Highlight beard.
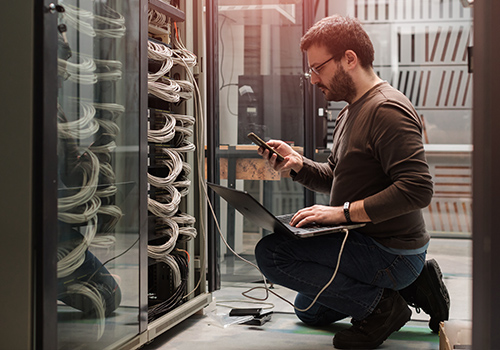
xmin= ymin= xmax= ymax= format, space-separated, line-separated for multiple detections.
xmin=317 ymin=64 xmax=357 ymax=103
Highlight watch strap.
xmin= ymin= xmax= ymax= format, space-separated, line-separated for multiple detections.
xmin=343 ymin=202 xmax=352 ymax=223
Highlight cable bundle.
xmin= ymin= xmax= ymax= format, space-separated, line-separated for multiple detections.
xmin=57 ymin=101 xmax=100 ymax=140
xmin=55 ymin=3 xmax=131 ymax=339
xmin=148 ymin=60 xmax=174 ymax=82
xmin=145 ymin=16 xmax=204 ymax=318
xmin=58 ymin=150 xmax=100 ymax=212
xmin=148 ymin=185 xmax=182 ymax=218
xmin=148 ymin=79 xmax=181 ymax=103
xmin=97 ymin=205 xmax=123 ymax=233
xmin=95 ymin=58 xmax=123 ymax=81
xmin=148 ymin=112 xmax=176 ymax=143
xmin=60 ymin=55 xmax=98 ymax=85
xmin=149 ymin=149 xmax=183 ymax=186
xmin=172 ymin=213 xmax=197 ymax=240
xmin=149 ymin=217 xmax=179 ymax=255
xmin=147 ymin=252 xmax=188 ymax=321
xmin=94 ymin=102 xmax=126 ymax=120
xmin=58 ymin=196 xmax=101 ymax=224
xmin=61 ymin=1 xmax=96 ymax=37
xmin=94 ymin=4 xmax=126 ymax=39
xmin=148 ymin=8 xmax=171 ymax=30
xmin=148 ymin=40 xmax=173 ymax=61
xmin=61 ymin=1 xmax=126 ymax=39
xmin=63 ymin=282 xmax=106 ymax=339
xmin=57 ymin=217 xmax=98 ymax=278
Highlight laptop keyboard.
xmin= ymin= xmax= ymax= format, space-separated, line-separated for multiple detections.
xmin=277 ymin=213 xmax=332 ymax=234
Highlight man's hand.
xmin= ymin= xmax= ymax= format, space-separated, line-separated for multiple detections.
xmin=257 ymin=140 xmax=303 ymax=173
xmin=290 ymin=201 xmax=371 ymax=227
xmin=290 ymin=205 xmax=344 ymax=227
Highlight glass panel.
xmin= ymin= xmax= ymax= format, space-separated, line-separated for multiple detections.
xmin=320 ymin=1 xmax=473 ymax=239
xmin=216 ymin=1 xmax=306 ymax=280
xmin=56 ymin=0 xmax=141 ymax=348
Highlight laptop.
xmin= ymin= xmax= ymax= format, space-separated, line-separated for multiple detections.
xmin=207 ymin=182 xmax=365 ymax=239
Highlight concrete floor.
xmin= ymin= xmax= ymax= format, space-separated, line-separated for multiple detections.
xmin=142 ymin=238 xmax=472 ymax=350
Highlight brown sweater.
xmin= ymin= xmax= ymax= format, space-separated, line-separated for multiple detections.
xmin=293 ymin=82 xmax=433 ymax=249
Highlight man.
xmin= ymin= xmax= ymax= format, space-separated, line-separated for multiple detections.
xmin=254 ymin=15 xmax=449 ymax=349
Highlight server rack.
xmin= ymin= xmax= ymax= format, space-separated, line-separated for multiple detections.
xmin=0 ymin=1 xmax=210 ymax=349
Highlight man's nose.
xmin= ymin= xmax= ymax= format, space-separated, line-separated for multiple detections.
xmin=310 ymin=73 xmax=320 ymax=85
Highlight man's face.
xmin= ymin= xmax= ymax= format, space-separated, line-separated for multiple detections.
xmin=307 ymin=45 xmax=357 ymax=103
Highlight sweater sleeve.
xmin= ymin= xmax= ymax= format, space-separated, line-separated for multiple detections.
xmin=363 ymin=104 xmax=434 ymax=223
xmin=291 ymin=156 xmax=335 ymax=194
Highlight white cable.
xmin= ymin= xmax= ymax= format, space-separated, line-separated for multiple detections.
xmin=148 ymin=8 xmax=170 ymax=31
xmin=148 ymin=185 xmax=181 ymax=218
xmin=175 ymin=124 xmax=194 ymax=137
xmin=182 ymin=161 xmax=192 ymax=176
xmin=58 ymin=195 xmax=101 ymax=224
xmin=94 ymin=102 xmax=125 ymax=120
xmin=94 ymin=4 xmax=126 ymax=39
xmin=148 ymin=112 xmax=176 ymax=143
xmin=96 ymin=119 xmax=120 ymax=138
xmin=60 ymin=55 xmax=98 ymax=85
xmin=158 ymin=76 xmax=193 ymax=100
xmin=90 ymin=235 xmax=117 ymax=249
xmin=64 ymin=282 xmax=106 ymax=339
xmin=149 ymin=217 xmax=179 ymax=255
xmin=99 ymin=162 xmax=116 ymax=183
xmin=95 ymin=58 xmax=123 ymax=81
xmin=61 ymin=1 xmax=96 ymax=37
xmin=148 ymin=149 xmax=183 ymax=186
xmin=58 ymin=101 xmax=100 ymax=140
xmin=172 ymin=179 xmax=191 ymax=196
xmin=174 ymin=113 xmax=195 ymax=127
xmin=170 ymin=140 xmax=196 ymax=153
xmin=147 ymin=252 xmax=182 ymax=288
xmin=96 ymin=185 xmax=117 ymax=198
xmin=97 ymin=205 xmax=123 ymax=233
xmin=148 ymin=80 xmax=181 ymax=103
xmin=172 ymin=213 xmax=197 ymax=240
xmin=89 ymin=140 xmax=117 ymax=154
xmin=57 ymin=216 xmax=98 ymax=278
xmin=148 ymin=40 xmax=173 ymax=61
xmin=58 ymin=150 xmax=100 ymax=212
xmin=148 ymin=59 xmax=174 ymax=82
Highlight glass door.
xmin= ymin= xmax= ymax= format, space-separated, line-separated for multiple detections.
xmin=210 ymin=0 xmax=308 ymax=282
xmin=55 ymin=0 xmax=143 ymax=348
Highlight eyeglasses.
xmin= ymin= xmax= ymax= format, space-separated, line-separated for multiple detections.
xmin=305 ymin=56 xmax=336 ymax=79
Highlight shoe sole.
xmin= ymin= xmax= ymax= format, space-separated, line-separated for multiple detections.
xmin=420 ymin=259 xmax=450 ymax=332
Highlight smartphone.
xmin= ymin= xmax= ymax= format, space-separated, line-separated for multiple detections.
xmin=247 ymin=132 xmax=285 ymax=162
xmin=229 ymin=308 xmax=262 ymax=317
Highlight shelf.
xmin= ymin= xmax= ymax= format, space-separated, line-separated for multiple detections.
xmin=148 ymin=0 xmax=186 ymax=22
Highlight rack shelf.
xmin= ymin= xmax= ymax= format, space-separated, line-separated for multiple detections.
xmin=148 ymin=0 xmax=186 ymax=22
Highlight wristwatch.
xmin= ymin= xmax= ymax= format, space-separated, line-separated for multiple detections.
xmin=343 ymin=202 xmax=352 ymax=224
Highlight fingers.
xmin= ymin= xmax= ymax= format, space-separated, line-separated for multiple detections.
xmin=259 ymin=148 xmax=286 ymax=169
xmin=290 ymin=207 xmax=316 ymax=228
xmin=289 ymin=205 xmax=342 ymax=227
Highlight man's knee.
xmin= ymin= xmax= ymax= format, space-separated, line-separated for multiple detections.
xmin=254 ymin=234 xmax=276 ymax=268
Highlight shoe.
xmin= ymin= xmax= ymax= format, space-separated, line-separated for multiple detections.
xmin=399 ymin=259 xmax=450 ymax=333
xmin=333 ymin=289 xmax=411 ymax=349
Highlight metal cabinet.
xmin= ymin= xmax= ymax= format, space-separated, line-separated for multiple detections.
xmin=0 ymin=1 xmax=210 ymax=349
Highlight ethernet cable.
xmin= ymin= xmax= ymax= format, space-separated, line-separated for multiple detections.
xmin=148 ymin=112 xmax=176 ymax=143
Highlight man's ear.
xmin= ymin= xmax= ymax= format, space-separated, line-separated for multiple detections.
xmin=344 ymin=50 xmax=357 ymax=68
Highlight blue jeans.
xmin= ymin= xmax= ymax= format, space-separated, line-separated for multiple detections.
xmin=254 ymin=230 xmax=426 ymax=325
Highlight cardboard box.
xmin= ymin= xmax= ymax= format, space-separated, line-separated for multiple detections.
xmin=439 ymin=320 xmax=472 ymax=350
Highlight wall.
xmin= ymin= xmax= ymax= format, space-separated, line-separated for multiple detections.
xmin=0 ymin=1 xmax=35 ymax=349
